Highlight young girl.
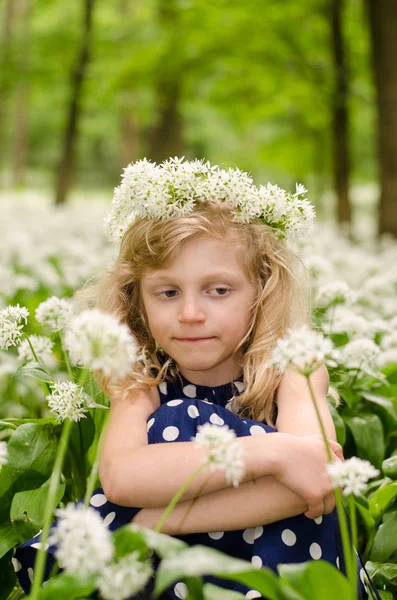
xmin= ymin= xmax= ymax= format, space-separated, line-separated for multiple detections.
xmin=15 ymin=158 xmax=370 ymax=599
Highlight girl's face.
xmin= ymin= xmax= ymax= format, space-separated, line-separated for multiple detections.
xmin=140 ymin=232 xmax=256 ymax=387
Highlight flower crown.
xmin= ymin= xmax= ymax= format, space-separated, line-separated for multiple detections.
xmin=104 ymin=156 xmax=315 ymax=244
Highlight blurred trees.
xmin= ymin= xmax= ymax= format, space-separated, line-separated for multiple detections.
xmin=0 ymin=0 xmax=395 ymax=236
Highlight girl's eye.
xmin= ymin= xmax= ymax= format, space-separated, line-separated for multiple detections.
xmin=158 ymin=290 xmax=178 ymax=298
xmin=210 ymin=287 xmax=230 ymax=296
xmin=157 ymin=287 xmax=230 ymax=299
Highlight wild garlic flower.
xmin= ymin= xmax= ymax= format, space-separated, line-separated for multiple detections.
xmin=194 ymin=423 xmax=244 ymax=487
xmin=46 ymin=381 xmax=88 ymax=422
xmin=17 ymin=335 xmax=54 ymax=364
xmin=315 ymin=281 xmax=354 ymax=308
xmin=0 ymin=441 xmax=8 ymax=468
xmin=97 ymin=552 xmax=153 ymax=600
xmin=326 ymin=457 xmax=380 ymax=496
xmin=48 ymin=503 xmax=114 ymax=577
xmin=0 ymin=304 xmax=29 ymax=350
xmin=35 ymin=296 xmax=73 ymax=332
xmin=104 ymin=157 xmax=315 ymax=244
xmin=336 ymin=338 xmax=381 ymax=372
xmin=64 ymin=309 xmax=138 ymax=381
xmin=322 ymin=306 xmax=369 ymax=338
xmin=268 ymin=325 xmax=336 ymax=376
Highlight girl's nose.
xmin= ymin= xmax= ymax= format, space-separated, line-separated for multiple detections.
xmin=178 ymin=299 xmax=205 ymax=323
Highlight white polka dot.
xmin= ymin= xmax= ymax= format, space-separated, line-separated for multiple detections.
xmin=187 ymin=405 xmax=199 ymax=418
xmin=250 ymin=425 xmax=267 ymax=435
xmin=309 ymin=542 xmax=322 ymax=559
xmin=159 ymin=382 xmax=168 ymax=395
xmin=90 ymin=493 xmax=107 ymax=507
xmin=209 ymin=413 xmax=225 ymax=426
xmin=234 ymin=381 xmax=245 ymax=393
xmin=314 ymin=515 xmax=323 ymax=525
xmin=31 ymin=542 xmax=49 ymax=551
xmin=183 ymin=384 xmax=197 ymax=398
xmin=103 ymin=512 xmax=116 ymax=527
xmin=162 ymin=426 xmax=179 ymax=441
xmin=208 ymin=531 xmax=224 ymax=540
xmin=242 ymin=527 xmax=263 ymax=544
xmin=167 ymin=399 xmax=183 ymax=407
xmin=245 ymin=591 xmax=261 ymax=599
xmin=281 ymin=529 xmax=297 ymax=546
xmin=336 ymin=556 xmax=340 ymax=569
xmin=147 ymin=418 xmax=155 ymax=432
xmin=28 ymin=567 xmax=34 ymax=583
xmin=174 ymin=581 xmax=188 ymax=599
xmin=251 ymin=555 xmax=262 ymax=569
xmin=12 ymin=558 xmax=21 ymax=572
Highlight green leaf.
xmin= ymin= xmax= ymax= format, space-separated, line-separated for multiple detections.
xmin=0 ymin=550 xmax=16 ymax=600
xmin=371 ymin=511 xmax=397 ymax=562
xmin=129 ymin=524 xmax=188 ymax=559
xmin=369 ymin=482 xmax=397 ymax=523
xmin=381 ymin=363 xmax=397 ymax=384
xmin=0 ymin=423 xmax=60 ymax=524
xmin=378 ymin=591 xmax=393 ymax=600
xmin=360 ymin=392 xmax=397 ymax=433
xmin=33 ymin=572 xmax=97 ymax=600
xmin=0 ymin=523 xmax=19 ymax=560
xmin=365 ymin=561 xmax=397 ymax=591
xmin=278 ymin=560 xmax=351 ymax=598
xmin=16 ymin=361 xmax=54 ymax=383
xmin=345 ymin=414 xmax=385 ymax=469
xmin=382 ymin=456 xmax=397 ymax=480
xmin=329 ymin=404 xmax=346 ymax=445
xmin=112 ymin=527 xmax=150 ymax=560
xmin=203 ymin=583 xmax=246 ymax=599
xmin=10 ymin=482 xmax=65 ymax=544
xmin=154 ymin=545 xmax=282 ymax=599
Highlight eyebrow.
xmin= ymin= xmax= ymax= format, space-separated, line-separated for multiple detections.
xmin=144 ymin=271 xmax=239 ymax=283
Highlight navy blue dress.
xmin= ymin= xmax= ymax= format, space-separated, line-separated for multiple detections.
xmin=14 ymin=372 xmax=370 ymax=599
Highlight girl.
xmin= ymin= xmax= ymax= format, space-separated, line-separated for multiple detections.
xmin=15 ymin=158 xmax=370 ymax=599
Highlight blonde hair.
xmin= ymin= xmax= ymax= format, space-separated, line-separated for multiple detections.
xmin=79 ymin=201 xmax=309 ymax=427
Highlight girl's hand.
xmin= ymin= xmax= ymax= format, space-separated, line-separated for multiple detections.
xmin=273 ymin=433 xmax=343 ymax=519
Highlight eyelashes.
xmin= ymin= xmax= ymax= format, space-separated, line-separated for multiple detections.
xmin=156 ymin=287 xmax=231 ymax=299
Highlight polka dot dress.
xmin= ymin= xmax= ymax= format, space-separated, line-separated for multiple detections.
xmin=14 ymin=373 xmax=370 ymax=599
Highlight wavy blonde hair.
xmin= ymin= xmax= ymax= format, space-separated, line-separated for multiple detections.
xmin=79 ymin=201 xmax=310 ymax=427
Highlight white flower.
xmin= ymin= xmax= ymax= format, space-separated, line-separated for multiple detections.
xmin=315 ymin=281 xmax=354 ymax=308
xmin=35 ymin=296 xmax=73 ymax=332
xmin=337 ymin=338 xmax=380 ymax=371
xmin=0 ymin=441 xmax=8 ymax=468
xmin=64 ymin=309 xmax=138 ymax=381
xmin=326 ymin=457 xmax=380 ymax=496
xmin=17 ymin=335 xmax=54 ymax=364
xmin=194 ymin=423 xmax=244 ymax=487
xmin=381 ymin=331 xmax=397 ymax=350
xmin=268 ymin=325 xmax=336 ymax=375
xmin=104 ymin=158 xmax=315 ymax=244
xmin=97 ymin=552 xmax=153 ymax=600
xmin=46 ymin=381 xmax=88 ymax=422
xmin=376 ymin=348 xmax=397 ymax=369
xmin=48 ymin=503 xmax=114 ymax=577
xmin=322 ymin=306 xmax=369 ymax=338
xmin=0 ymin=304 xmax=29 ymax=350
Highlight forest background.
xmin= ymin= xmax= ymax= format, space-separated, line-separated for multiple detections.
xmin=0 ymin=0 xmax=396 ymax=240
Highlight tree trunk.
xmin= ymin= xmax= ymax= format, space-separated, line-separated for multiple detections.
xmin=12 ymin=0 xmax=31 ymax=186
xmin=330 ymin=0 xmax=351 ymax=228
xmin=0 ymin=0 xmax=15 ymax=179
xmin=54 ymin=0 xmax=95 ymax=205
xmin=366 ymin=0 xmax=397 ymax=238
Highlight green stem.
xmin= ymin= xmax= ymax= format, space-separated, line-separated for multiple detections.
xmin=349 ymin=494 xmax=358 ymax=600
xmin=84 ymin=458 xmax=99 ymax=507
xmin=306 ymin=374 xmax=354 ymax=597
xmin=154 ymin=465 xmax=205 ymax=533
xmin=23 ymin=334 xmax=52 ymax=396
xmin=30 ymin=418 xmax=73 ymax=599
xmin=58 ymin=332 xmax=74 ymax=380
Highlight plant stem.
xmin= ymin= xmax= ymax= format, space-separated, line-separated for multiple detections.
xmin=30 ymin=418 xmax=73 ymax=599
xmin=154 ymin=465 xmax=205 ymax=533
xmin=58 ymin=332 xmax=74 ymax=380
xmin=349 ymin=494 xmax=358 ymax=600
xmin=23 ymin=334 xmax=52 ymax=396
xmin=306 ymin=374 xmax=355 ymax=597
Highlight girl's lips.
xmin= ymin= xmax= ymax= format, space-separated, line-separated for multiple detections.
xmin=175 ymin=337 xmax=215 ymax=342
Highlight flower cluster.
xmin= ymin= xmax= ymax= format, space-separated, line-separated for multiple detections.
xmin=194 ymin=423 xmax=245 ymax=487
xmin=268 ymin=324 xmax=336 ymax=376
xmin=97 ymin=552 xmax=153 ymax=600
xmin=0 ymin=304 xmax=29 ymax=350
xmin=46 ymin=381 xmax=88 ymax=422
xmin=17 ymin=334 xmax=54 ymax=365
xmin=326 ymin=457 xmax=380 ymax=496
xmin=48 ymin=503 xmax=114 ymax=577
xmin=64 ymin=309 xmax=138 ymax=381
xmin=104 ymin=157 xmax=315 ymax=244
xmin=35 ymin=296 xmax=73 ymax=332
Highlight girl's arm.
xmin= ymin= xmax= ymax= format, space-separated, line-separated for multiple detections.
xmin=132 ymin=474 xmax=307 ymax=534
xmin=99 ymin=388 xmax=340 ymax=518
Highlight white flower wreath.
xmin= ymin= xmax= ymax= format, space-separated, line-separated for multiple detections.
xmin=104 ymin=156 xmax=315 ymax=244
